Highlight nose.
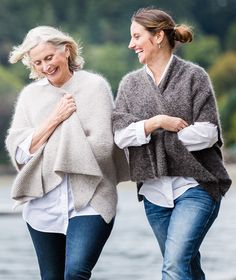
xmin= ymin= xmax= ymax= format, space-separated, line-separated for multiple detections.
xmin=128 ymin=38 xmax=135 ymax=49
xmin=42 ymin=61 xmax=51 ymax=72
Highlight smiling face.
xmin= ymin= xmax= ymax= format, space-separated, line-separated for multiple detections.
xmin=29 ymin=42 xmax=72 ymax=87
xmin=129 ymin=21 xmax=159 ymax=65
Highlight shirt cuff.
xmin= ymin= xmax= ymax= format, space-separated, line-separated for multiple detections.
xmin=177 ymin=122 xmax=218 ymax=151
xmin=16 ymin=132 xmax=35 ymax=164
xmin=135 ymin=120 xmax=151 ymax=145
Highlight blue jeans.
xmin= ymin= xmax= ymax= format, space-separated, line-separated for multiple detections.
xmin=143 ymin=185 xmax=221 ymax=280
xmin=27 ymin=215 xmax=114 ymax=280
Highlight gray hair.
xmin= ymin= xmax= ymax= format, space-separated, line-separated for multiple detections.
xmin=9 ymin=26 xmax=84 ymax=80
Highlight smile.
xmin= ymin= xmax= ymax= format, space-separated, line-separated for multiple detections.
xmin=135 ymin=49 xmax=143 ymax=54
xmin=45 ymin=67 xmax=58 ymax=75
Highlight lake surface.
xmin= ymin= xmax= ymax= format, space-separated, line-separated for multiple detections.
xmin=1 ymin=174 xmax=236 ymax=280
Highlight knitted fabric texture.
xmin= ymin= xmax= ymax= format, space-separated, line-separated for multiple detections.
xmin=6 ymin=70 xmax=129 ymax=223
xmin=112 ymin=55 xmax=231 ymax=200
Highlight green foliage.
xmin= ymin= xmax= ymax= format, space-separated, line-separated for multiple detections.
xmin=0 ymin=66 xmax=23 ymax=163
xmin=0 ymin=0 xmax=235 ymax=65
xmin=84 ymin=43 xmax=139 ymax=94
xmin=180 ymin=35 xmax=220 ymax=69
xmin=209 ymin=52 xmax=236 ymax=96
xmin=190 ymin=0 xmax=236 ymax=40
xmin=7 ymin=63 xmax=30 ymax=85
xmin=225 ymin=22 xmax=236 ymax=51
xmin=221 ymin=91 xmax=236 ymax=146
xmin=209 ymin=52 xmax=236 ymax=147
xmin=0 ymin=66 xmax=22 ymax=97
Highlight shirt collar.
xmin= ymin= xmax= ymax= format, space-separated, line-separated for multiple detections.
xmin=145 ymin=54 xmax=173 ymax=85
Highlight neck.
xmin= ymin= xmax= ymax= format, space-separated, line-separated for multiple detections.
xmin=51 ymin=71 xmax=73 ymax=88
xmin=147 ymin=50 xmax=172 ymax=84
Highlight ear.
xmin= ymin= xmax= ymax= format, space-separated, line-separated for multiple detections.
xmin=64 ymin=44 xmax=70 ymax=58
xmin=155 ymin=30 xmax=165 ymax=44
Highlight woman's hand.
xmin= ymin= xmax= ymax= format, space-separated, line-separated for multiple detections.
xmin=50 ymin=93 xmax=77 ymax=125
xmin=29 ymin=93 xmax=76 ymax=154
xmin=144 ymin=114 xmax=188 ymax=135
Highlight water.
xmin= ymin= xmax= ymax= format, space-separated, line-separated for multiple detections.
xmin=1 ymin=176 xmax=236 ymax=280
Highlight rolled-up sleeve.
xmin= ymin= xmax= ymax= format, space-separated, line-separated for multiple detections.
xmin=16 ymin=132 xmax=35 ymax=164
xmin=114 ymin=120 xmax=151 ymax=149
xmin=177 ymin=122 xmax=218 ymax=151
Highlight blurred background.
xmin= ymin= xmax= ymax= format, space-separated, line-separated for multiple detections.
xmin=1 ymin=0 xmax=236 ymax=168
xmin=0 ymin=0 xmax=236 ymax=279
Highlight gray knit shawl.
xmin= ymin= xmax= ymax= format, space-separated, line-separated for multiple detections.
xmin=6 ymin=70 xmax=129 ymax=223
xmin=112 ymin=55 xmax=231 ymax=200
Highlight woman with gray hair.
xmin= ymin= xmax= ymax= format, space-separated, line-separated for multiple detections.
xmin=6 ymin=26 xmax=128 ymax=280
xmin=112 ymin=7 xmax=231 ymax=280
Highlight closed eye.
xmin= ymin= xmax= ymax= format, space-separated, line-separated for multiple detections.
xmin=45 ymin=55 xmax=53 ymax=61
xmin=34 ymin=60 xmax=41 ymax=66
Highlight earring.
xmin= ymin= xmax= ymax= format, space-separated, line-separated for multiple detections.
xmin=158 ymin=43 xmax=161 ymax=49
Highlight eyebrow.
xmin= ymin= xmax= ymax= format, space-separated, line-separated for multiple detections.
xmin=33 ymin=54 xmax=53 ymax=64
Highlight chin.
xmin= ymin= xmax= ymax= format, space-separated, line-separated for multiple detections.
xmin=138 ymin=58 xmax=145 ymax=65
xmin=48 ymin=73 xmax=60 ymax=84
xmin=137 ymin=54 xmax=145 ymax=64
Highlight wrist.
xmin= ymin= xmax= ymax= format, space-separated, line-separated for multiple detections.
xmin=144 ymin=116 xmax=161 ymax=135
xmin=154 ymin=115 xmax=162 ymax=129
xmin=47 ymin=116 xmax=60 ymax=129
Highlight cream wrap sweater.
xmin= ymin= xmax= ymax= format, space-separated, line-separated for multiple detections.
xmin=6 ymin=70 xmax=129 ymax=223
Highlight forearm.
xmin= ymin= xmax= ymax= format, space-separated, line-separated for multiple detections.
xmin=30 ymin=118 xmax=59 ymax=154
xmin=144 ymin=116 xmax=161 ymax=135
xmin=144 ymin=114 xmax=188 ymax=135
xmin=30 ymin=93 xmax=76 ymax=154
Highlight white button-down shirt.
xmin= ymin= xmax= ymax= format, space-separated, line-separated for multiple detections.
xmin=114 ymin=55 xmax=218 ymax=207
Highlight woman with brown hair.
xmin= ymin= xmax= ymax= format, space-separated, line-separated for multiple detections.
xmin=112 ymin=7 xmax=231 ymax=280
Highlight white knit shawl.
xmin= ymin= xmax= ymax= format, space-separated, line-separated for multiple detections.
xmin=6 ymin=70 xmax=129 ymax=223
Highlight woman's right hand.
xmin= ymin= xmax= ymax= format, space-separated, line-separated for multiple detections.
xmin=144 ymin=114 xmax=188 ymax=135
xmin=29 ymin=94 xmax=76 ymax=154
xmin=50 ymin=93 xmax=77 ymax=125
